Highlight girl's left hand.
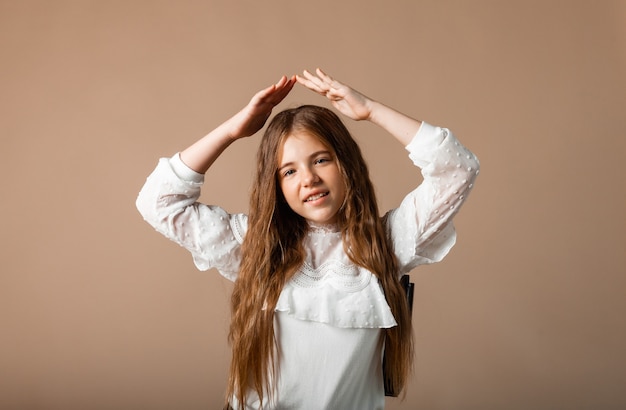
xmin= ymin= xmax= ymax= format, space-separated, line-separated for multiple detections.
xmin=296 ymin=68 xmax=373 ymax=121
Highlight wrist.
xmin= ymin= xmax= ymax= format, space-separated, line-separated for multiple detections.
xmin=366 ymin=100 xmax=384 ymax=124
xmin=222 ymin=114 xmax=247 ymax=141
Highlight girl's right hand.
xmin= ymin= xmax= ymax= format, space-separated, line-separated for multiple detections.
xmin=227 ymin=75 xmax=297 ymax=139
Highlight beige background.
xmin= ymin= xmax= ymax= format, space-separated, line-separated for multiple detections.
xmin=1 ymin=1 xmax=625 ymax=409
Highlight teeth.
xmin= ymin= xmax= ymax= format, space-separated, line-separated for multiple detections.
xmin=305 ymin=192 xmax=327 ymax=202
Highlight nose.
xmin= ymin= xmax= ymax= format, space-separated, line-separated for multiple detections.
xmin=302 ymin=167 xmax=320 ymax=186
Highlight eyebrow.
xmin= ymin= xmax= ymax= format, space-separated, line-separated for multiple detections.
xmin=277 ymin=150 xmax=332 ymax=173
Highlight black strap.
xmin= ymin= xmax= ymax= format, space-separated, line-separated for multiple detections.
xmin=383 ymin=274 xmax=414 ymax=397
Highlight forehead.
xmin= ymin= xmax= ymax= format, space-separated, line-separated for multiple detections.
xmin=278 ymin=130 xmax=332 ymax=163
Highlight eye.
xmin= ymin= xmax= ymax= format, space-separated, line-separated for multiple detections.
xmin=283 ymin=169 xmax=296 ymax=177
xmin=314 ymin=157 xmax=331 ymax=165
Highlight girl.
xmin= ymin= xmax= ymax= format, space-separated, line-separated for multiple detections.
xmin=136 ymin=69 xmax=479 ymax=409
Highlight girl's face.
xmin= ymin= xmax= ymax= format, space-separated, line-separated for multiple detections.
xmin=277 ymin=131 xmax=346 ymax=225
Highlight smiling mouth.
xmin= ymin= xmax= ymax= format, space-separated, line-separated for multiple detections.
xmin=305 ymin=192 xmax=329 ymax=202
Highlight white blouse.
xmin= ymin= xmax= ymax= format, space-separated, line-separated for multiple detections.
xmin=136 ymin=122 xmax=479 ymax=409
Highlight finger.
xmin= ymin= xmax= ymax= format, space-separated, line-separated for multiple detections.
xmin=302 ymin=69 xmax=329 ymax=91
xmin=295 ymin=73 xmax=317 ymax=88
xmin=260 ymin=75 xmax=295 ymax=106
xmin=296 ymin=74 xmax=323 ymax=92
xmin=275 ymin=75 xmax=288 ymax=88
xmin=301 ymin=69 xmax=320 ymax=82
xmin=251 ymin=84 xmax=277 ymax=104
xmin=316 ymin=68 xmax=343 ymax=91
xmin=298 ymin=72 xmax=332 ymax=97
xmin=296 ymin=77 xmax=326 ymax=96
xmin=271 ymin=76 xmax=296 ymax=102
xmin=256 ymin=75 xmax=289 ymax=97
xmin=315 ymin=68 xmax=333 ymax=83
xmin=298 ymin=70 xmax=319 ymax=87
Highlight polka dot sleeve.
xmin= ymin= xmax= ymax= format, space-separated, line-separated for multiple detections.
xmin=136 ymin=153 xmax=246 ymax=281
xmin=383 ymin=122 xmax=480 ymax=274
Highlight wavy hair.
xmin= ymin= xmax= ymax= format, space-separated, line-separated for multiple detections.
xmin=226 ymin=105 xmax=413 ymax=406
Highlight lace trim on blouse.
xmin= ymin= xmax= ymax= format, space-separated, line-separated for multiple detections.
xmin=292 ymin=259 xmax=370 ymax=291
xmin=229 ymin=213 xmax=247 ymax=244
xmin=307 ymin=221 xmax=340 ymax=234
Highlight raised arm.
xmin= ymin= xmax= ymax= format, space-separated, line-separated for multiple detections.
xmin=181 ymin=75 xmax=297 ymax=173
xmin=298 ymin=68 xmax=480 ymax=273
xmin=296 ymin=68 xmax=420 ymax=146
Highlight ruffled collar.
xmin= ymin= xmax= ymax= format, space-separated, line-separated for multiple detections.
xmin=307 ymin=221 xmax=341 ymax=234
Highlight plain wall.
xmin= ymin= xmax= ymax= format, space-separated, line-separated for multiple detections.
xmin=1 ymin=1 xmax=625 ymax=409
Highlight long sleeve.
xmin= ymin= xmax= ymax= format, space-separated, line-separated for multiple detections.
xmin=135 ymin=153 xmax=247 ymax=281
xmin=383 ymin=122 xmax=480 ymax=274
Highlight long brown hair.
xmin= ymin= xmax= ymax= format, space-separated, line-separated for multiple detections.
xmin=226 ymin=105 xmax=413 ymax=406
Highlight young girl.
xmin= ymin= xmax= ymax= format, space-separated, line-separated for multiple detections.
xmin=136 ymin=69 xmax=479 ymax=409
